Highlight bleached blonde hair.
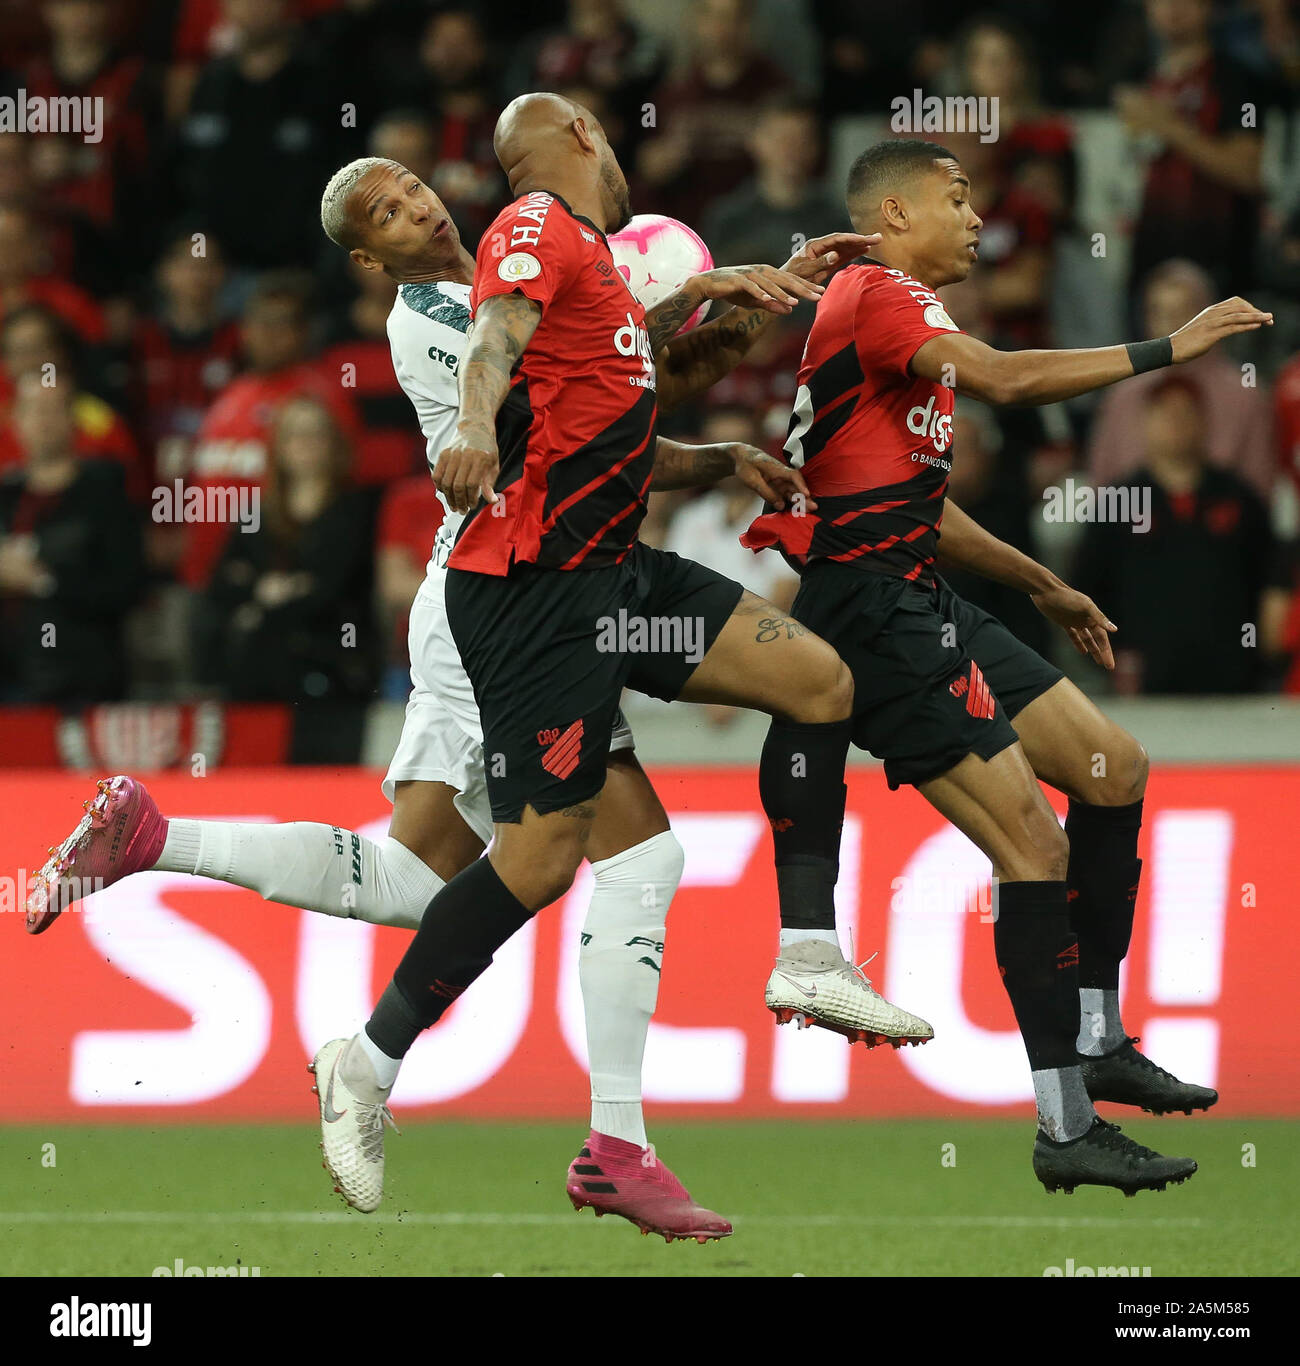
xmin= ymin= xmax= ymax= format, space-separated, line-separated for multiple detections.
xmin=319 ymin=157 xmax=400 ymax=249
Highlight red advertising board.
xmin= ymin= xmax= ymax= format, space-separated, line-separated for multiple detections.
xmin=0 ymin=766 xmax=1293 ymax=1120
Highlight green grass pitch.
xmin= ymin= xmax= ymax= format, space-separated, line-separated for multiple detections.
xmin=1 ymin=1119 xmax=1295 ymax=1277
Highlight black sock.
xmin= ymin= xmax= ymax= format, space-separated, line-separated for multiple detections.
xmin=993 ymin=880 xmax=1079 ymax=1071
xmin=366 ymin=857 xmax=533 ymax=1058
xmin=1065 ymin=798 xmax=1143 ymax=991
xmin=758 ymin=716 xmax=851 ymax=932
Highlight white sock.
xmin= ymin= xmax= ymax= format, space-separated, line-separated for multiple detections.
xmin=1032 ymin=1065 xmax=1096 ymax=1143
xmin=779 ymin=928 xmax=841 ymax=951
xmin=580 ymin=829 xmax=684 ymax=1148
xmin=349 ymin=1029 xmax=401 ymax=1093
xmin=153 ymin=820 xmax=441 ymax=930
xmin=1077 ymin=986 xmax=1125 ymax=1056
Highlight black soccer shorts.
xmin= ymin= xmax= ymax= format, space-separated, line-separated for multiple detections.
xmin=790 ymin=560 xmax=1063 ymax=789
xmin=445 ymin=542 xmax=744 ymax=823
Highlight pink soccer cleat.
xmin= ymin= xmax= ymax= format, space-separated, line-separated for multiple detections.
xmin=566 ymin=1131 xmax=732 ymax=1244
xmin=24 ymin=775 xmax=168 ymax=935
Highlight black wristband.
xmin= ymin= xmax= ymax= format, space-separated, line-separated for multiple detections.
xmin=1125 ymin=336 xmax=1174 ymax=375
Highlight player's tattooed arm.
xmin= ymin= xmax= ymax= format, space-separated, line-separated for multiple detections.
xmin=654 ymin=233 xmax=879 ymax=411
xmin=435 ymin=292 xmax=542 ymax=513
xmin=643 ymin=261 xmax=828 ymax=355
xmin=939 ymin=499 xmax=1117 ymax=669
xmin=650 ymin=437 xmax=813 ymax=510
xmin=455 ymin=292 xmax=542 ymax=432
xmin=654 ymin=308 xmax=770 ymax=411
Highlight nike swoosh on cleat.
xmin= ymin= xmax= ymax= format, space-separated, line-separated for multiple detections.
xmin=322 ymin=1057 xmax=348 ymax=1123
xmin=774 ymin=972 xmax=817 ymax=999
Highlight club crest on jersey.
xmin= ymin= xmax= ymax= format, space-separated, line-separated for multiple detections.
xmin=498 ymin=252 xmax=541 ymax=283
xmin=906 ymin=393 xmax=953 ymax=452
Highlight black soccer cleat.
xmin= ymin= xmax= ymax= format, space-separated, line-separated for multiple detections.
xmin=1081 ymin=1036 xmax=1218 ymax=1115
xmin=1033 ymin=1117 xmax=1197 ymax=1197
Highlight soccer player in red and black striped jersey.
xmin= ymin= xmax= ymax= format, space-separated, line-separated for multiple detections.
xmin=744 ymin=139 xmax=1271 ymax=1195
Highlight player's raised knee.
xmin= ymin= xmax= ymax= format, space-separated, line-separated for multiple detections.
xmin=788 ymin=649 xmax=854 ymax=724
xmin=1092 ymin=731 xmax=1149 ymax=806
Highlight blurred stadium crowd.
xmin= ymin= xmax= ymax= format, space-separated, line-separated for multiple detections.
xmin=2 ymin=0 xmax=1300 ymax=712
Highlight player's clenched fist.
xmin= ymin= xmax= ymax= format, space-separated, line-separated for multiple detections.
xmin=435 ymin=421 xmax=499 ymax=513
xmin=1170 ymin=296 xmax=1273 ymax=363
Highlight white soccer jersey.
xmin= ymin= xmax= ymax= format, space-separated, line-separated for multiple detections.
xmin=381 ymin=275 xmax=634 ymax=829
xmin=386 ymin=279 xmax=471 ymax=568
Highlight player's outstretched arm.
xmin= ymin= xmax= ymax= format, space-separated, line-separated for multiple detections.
xmin=435 ymin=292 xmax=542 ymax=513
xmin=655 ymin=233 xmax=880 ymax=411
xmin=938 ymin=499 xmax=1117 ymax=669
xmin=643 ymin=263 xmax=826 ymax=354
xmin=913 ymin=297 xmax=1273 ymax=407
xmin=649 ymin=437 xmax=813 ymax=509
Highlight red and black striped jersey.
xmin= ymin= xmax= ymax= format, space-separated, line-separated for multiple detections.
xmin=742 ymin=260 xmax=964 ymax=585
xmin=452 ymin=191 xmax=659 ymax=575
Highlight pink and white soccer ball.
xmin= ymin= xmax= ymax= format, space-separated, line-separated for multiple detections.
xmin=609 ymin=214 xmax=713 ymax=333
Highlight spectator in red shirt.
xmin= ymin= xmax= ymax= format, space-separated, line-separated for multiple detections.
xmin=130 ymin=230 xmax=242 ymax=485
xmin=180 ymin=270 xmax=358 ymax=587
xmin=0 ymin=306 xmax=143 ymax=495
xmin=1116 ymin=0 xmax=1264 ymax=300
xmin=938 ymin=133 xmax=1055 ymax=351
xmin=957 ymin=15 xmax=1077 ymax=232
xmin=637 ymin=0 xmax=791 ymax=226
xmin=374 ymin=473 xmax=444 ymax=695
xmin=1088 ymin=259 xmax=1275 ymax=501
xmin=23 ymin=0 xmax=154 ymax=280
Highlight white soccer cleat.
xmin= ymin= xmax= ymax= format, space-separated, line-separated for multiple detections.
xmin=765 ymin=940 xmax=934 ymax=1047
xmin=308 ymin=1036 xmax=399 ymax=1213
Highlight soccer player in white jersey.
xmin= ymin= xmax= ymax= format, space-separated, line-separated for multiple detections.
xmin=23 ymin=160 xmax=928 ymax=1241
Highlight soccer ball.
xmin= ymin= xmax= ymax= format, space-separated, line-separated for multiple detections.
xmin=609 ymin=214 xmax=713 ymax=333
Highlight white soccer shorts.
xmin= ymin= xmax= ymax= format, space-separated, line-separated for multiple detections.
xmin=383 ymin=560 xmax=634 ymax=842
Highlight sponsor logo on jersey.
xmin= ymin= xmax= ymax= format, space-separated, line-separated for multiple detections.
xmin=613 ymin=311 xmax=656 ymax=388
xmin=906 ymin=394 xmax=953 ymax=452
xmin=425 ymin=343 xmax=459 ymax=373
